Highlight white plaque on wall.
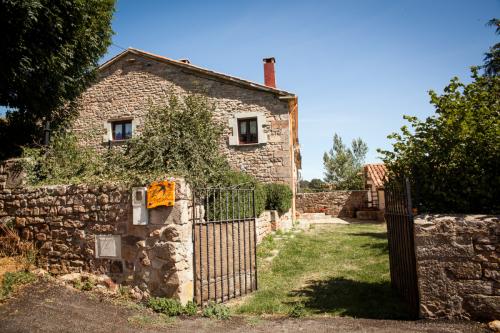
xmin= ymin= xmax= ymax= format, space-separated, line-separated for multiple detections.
xmin=95 ymin=235 xmax=121 ymax=258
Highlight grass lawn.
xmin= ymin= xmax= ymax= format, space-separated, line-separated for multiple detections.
xmin=234 ymin=223 xmax=411 ymax=319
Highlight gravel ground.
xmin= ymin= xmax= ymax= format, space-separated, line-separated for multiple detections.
xmin=0 ymin=281 xmax=489 ymax=333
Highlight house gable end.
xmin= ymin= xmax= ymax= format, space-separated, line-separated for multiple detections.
xmin=99 ymin=48 xmax=295 ymax=98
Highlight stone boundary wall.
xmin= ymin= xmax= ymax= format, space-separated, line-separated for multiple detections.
xmin=414 ymin=214 xmax=499 ymax=321
xmin=296 ymin=191 xmax=368 ymax=218
xmin=0 ymin=179 xmax=193 ymax=303
xmin=256 ymin=209 xmax=293 ymax=243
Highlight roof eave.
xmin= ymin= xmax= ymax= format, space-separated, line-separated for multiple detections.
xmin=98 ymin=48 xmax=296 ymax=97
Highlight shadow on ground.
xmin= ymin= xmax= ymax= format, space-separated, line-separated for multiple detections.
xmin=347 ymin=232 xmax=388 ymax=240
xmin=361 ymin=242 xmax=389 ymax=254
xmin=289 ymin=277 xmax=411 ymax=319
xmin=347 ymin=231 xmax=390 ymax=254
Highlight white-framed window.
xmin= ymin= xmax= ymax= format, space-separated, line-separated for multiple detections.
xmin=228 ymin=112 xmax=267 ymax=146
xmin=103 ymin=118 xmax=137 ymax=143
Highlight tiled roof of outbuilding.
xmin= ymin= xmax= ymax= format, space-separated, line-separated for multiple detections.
xmin=364 ymin=164 xmax=387 ymax=189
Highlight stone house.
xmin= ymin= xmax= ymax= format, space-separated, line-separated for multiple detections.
xmin=364 ymin=163 xmax=387 ymax=210
xmin=71 ymin=48 xmax=301 ymax=213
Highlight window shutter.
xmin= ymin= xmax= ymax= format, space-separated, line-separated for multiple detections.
xmin=228 ymin=117 xmax=239 ymax=145
xmin=102 ymin=121 xmax=112 ymax=142
xmin=257 ymin=115 xmax=267 ymax=144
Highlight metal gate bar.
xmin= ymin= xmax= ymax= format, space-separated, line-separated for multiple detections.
xmin=192 ymin=187 xmax=257 ymax=305
xmin=384 ymin=178 xmax=419 ymax=318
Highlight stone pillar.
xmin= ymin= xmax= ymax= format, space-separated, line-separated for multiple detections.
xmin=128 ymin=178 xmax=194 ymax=304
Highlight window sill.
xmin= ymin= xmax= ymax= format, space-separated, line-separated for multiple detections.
xmin=102 ymin=139 xmax=130 ymax=145
xmin=234 ymin=142 xmax=264 ymax=147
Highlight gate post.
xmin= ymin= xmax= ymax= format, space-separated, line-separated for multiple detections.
xmin=167 ymin=179 xmax=194 ymax=304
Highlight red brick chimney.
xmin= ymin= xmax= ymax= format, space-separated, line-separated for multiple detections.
xmin=263 ymin=57 xmax=276 ymax=88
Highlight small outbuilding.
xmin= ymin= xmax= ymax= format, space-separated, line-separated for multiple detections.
xmin=364 ymin=163 xmax=387 ymax=211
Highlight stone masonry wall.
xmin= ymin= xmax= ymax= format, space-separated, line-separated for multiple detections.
xmin=414 ymin=214 xmax=499 ymax=321
xmin=72 ymin=53 xmax=294 ymax=186
xmin=0 ymin=179 xmax=193 ymax=303
xmin=256 ymin=209 xmax=293 ymax=243
xmin=296 ymin=191 xmax=368 ymax=218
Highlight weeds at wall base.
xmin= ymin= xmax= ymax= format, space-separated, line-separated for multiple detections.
xmin=202 ymin=301 xmax=231 ymax=320
xmin=146 ymin=297 xmax=200 ymax=317
xmin=0 ymin=271 xmax=36 ymax=301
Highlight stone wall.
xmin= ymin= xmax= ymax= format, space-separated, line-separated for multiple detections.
xmin=0 ymin=179 xmax=193 ymax=303
xmin=414 ymin=214 xmax=499 ymax=320
xmin=295 ymin=191 xmax=368 ymax=218
xmin=72 ymin=52 xmax=295 ymax=187
xmin=256 ymin=209 xmax=293 ymax=243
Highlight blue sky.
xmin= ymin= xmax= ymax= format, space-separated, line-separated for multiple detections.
xmin=3 ymin=0 xmax=499 ymax=179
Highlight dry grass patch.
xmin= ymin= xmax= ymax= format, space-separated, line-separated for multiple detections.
xmin=127 ymin=313 xmax=177 ymax=328
xmin=0 ymin=257 xmax=23 ymax=284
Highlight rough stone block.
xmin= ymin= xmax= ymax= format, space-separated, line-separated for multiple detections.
xmin=484 ymin=269 xmax=500 ymax=282
xmin=456 ymin=280 xmax=493 ymax=295
xmin=445 ymin=262 xmax=482 ymax=279
xmin=463 ymin=295 xmax=500 ymax=321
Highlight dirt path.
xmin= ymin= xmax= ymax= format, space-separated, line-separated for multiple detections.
xmin=0 ymin=281 xmax=488 ymax=333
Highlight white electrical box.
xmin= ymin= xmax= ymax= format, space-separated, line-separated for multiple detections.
xmin=95 ymin=235 xmax=121 ymax=258
xmin=132 ymin=187 xmax=148 ymax=225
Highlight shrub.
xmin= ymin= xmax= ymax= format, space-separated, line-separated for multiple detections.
xmin=219 ymin=170 xmax=266 ymax=216
xmin=202 ymin=301 xmax=230 ymax=320
xmin=72 ymin=277 xmax=95 ymax=292
xmin=288 ymin=302 xmax=306 ymax=318
xmin=81 ymin=279 xmax=95 ymax=291
xmin=183 ymin=301 xmax=198 ymax=316
xmin=122 ymin=95 xmax=230 ymax=188
xmin=147 ymin=297 xmax=184 ymax=317
xmin=22 ymin=131 xmax=106 ymax=185
xmin=264 ymin=183 xmax=293 ymax=214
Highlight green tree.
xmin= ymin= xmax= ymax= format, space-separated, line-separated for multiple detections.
xmin=118 ymin=95 xmax=231 ymax=188
xmin=323 ymin=134 xmax=368 ymax=190
xmin=484 ymin=18 xmax=500 ymax=76
xmin=309 ymin=178 xmax=325 ymax=192
xmin=298 ymin=179 xmax=311 ymax=192
xmin=378 ymin=68 xmax=500 ymax=214
xmin=0 ymin=0 xmax=115 ymax=159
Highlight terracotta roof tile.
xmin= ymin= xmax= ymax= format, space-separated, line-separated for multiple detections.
xmin=364 ymin=164 xmax=387 ymax=189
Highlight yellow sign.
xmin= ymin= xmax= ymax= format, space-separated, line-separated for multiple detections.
xmin=147 ymin=181 xmax=175 ymax=209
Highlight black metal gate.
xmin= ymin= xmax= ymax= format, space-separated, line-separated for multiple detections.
xmin=192 ymin=188 xmax=257 ymax=305
xmin=384 ymin=178 xmax=419 ymax=318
